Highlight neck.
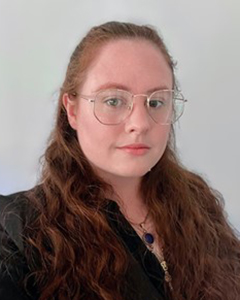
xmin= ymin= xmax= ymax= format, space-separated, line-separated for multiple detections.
xmin=93 ymin=165 xmax=149 ymax=223
xmin=104 ymin=175 xmax=148 ymax=224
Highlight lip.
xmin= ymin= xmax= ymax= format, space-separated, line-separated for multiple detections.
xmin=118 ymin=143 xmax=150 ymax=149
xmin=117 ymin=144 xmax=150 ymax=155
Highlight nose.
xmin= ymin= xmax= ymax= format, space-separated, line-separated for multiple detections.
xmin=124 ymin=95 xmax=152 ymax=134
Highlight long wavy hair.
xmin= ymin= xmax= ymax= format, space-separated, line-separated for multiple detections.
xmin=22 ymin=21 xmax=240 ymax=300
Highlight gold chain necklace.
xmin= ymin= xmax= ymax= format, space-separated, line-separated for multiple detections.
xmin=128 ymin=213 xmax=173 ymax=291
xmin=139 ymin=221 xmax=173 ymax=291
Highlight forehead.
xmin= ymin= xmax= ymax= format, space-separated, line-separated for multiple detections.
xmin=81 ymin=39 xmax=173 ymax=93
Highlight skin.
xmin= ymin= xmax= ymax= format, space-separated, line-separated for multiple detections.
xmin=63 ymin=39 xmax=173 ymax=222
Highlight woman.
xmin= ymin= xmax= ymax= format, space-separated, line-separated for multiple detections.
xmin=0 ymin=21 xmax=240 ymax=300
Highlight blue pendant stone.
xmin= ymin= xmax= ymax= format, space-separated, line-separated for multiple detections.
xmin=144 ymin=233 xmax=154 ymax=244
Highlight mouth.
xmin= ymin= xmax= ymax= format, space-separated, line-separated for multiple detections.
xmin=117 ymin=144 xmax=150 ymax=155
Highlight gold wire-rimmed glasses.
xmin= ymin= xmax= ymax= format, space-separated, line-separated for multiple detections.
xmin=70 ymin=89 xmax=187 ymax=125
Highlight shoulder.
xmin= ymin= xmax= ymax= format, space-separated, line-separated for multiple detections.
xmin=0 ymin=189 xmax=30 ymax=214
xmin=0 ymin=186 xmax=43 ymax=255
xmin=0 ymin=190 xmax=36 ymax=300
xmin=0 ymin=190 xmax=31 ymax=253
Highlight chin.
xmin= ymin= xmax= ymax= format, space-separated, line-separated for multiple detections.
xmin=116 ymin=167 xmax=152 ymax=178
xmin=93 ymin=164 xmax=155 ymax=181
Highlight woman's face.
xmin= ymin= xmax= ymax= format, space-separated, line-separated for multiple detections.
xmin=64 ymin=39 xmax=173 ymax=182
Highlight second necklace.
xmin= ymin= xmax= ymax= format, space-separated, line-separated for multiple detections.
xmin=137 ymin=216 xmax=173 ymax=291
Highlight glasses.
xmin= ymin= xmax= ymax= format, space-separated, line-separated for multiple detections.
xmin=72 ymin=89 xmax=187 ymax=125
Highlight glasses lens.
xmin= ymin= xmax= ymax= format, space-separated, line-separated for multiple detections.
xmin=94 ymin=90 xmax=131 ymax=125
xmin=172 ymin=92 xmax=185 ymax=123
xmin=147 ymin=90 xmax=186 ymax=124
xmin=147 ymin=90 xmax=173 ymax=124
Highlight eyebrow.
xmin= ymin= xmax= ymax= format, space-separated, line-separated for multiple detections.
xmin=93 ymin=82 xmax=171 ymax=94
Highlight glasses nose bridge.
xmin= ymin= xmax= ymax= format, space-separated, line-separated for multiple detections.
xmin=131 ymin=93 xmax=148 ymax=107
xmin=132 ymin=93 xmax=148 ymax=101
xmin=126 ymin=93 xmax=148 ymax=111
xmin=127 ymin=93 xmax=151 ymax=120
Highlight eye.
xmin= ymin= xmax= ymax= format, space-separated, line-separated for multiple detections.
xmin=104 ymin=97 xmax=125 ymax=107
xmin=148 ymin=99 xmax=164 ymax=108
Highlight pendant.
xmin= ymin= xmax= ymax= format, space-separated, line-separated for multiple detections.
xmin=139 ymin=223 xmax=173 ymax=292
xmin=143 ymin=232 xmax=154 ymax=245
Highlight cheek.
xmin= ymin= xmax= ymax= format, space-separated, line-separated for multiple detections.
xmin=74 ymin=107 xmax=116 ymax=159
xmin=154 ymin=125 xmax=171 ymax=153
xmin=76 ymin=117 xmax=101 ymax=152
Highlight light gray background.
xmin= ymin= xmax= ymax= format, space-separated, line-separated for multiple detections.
xmin=0 ymin=0 xmax=239 ymax=230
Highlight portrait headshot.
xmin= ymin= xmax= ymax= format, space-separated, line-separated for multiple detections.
xmin=0 ymin=1 xmax=240 ymax=300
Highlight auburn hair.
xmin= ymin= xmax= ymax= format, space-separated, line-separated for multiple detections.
xmin=20 ymin=21 xmax=240 ymax=300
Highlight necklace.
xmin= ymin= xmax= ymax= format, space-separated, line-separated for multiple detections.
xmin=129 ymin=213 xmax=173 ymax=291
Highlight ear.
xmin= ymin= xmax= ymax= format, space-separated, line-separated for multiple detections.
xmin=62 ymin=93 xmax=78 ymax=130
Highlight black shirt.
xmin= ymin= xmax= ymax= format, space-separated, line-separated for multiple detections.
xmin=0 ymin=190 xmax=168 ymax=300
